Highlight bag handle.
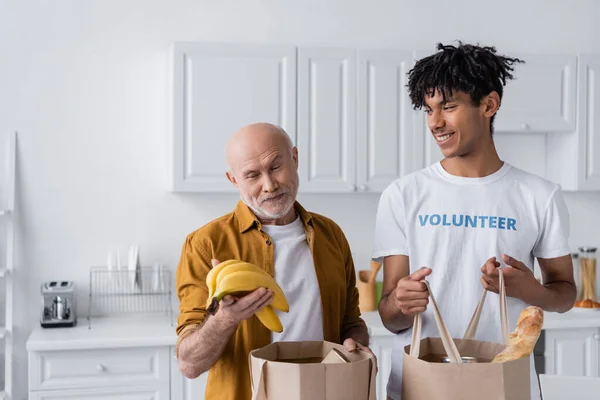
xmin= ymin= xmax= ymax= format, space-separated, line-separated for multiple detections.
xmin=462 ymin=268 xmax=509 ymax=345
xmin=409 ymin=280 xmax=463 ymax=363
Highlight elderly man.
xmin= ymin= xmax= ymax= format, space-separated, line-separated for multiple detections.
xmin=175 ymin=122 xmax=372 ymax=400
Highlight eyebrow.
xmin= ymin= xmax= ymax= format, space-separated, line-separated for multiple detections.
xmin=424 ymin=96 xmax=457 ymax=108
xmin=241 ymin=154 xmax=283 ymax=176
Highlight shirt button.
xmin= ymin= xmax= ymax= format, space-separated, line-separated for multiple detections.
xmin=266 ymin=239 xmax=272 ymax=245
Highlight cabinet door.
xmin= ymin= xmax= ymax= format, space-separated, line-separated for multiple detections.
xmin=171 ymin=43 xmax=297 ymax=192
xmin=544 ymin=328 xmax=600 ymax=377
xmin=356 ymin=50 xmax=419 ymax=192
xmin=170 ymin=348 xmax=207 ymax=399
xmin=297 ymin=47 xmax=357 ymax=192
xmin=29 ymin=347 xmax=170 ymax=391
xmin=494 ymin=54 xmax=577 ymax=133
xmin=29 ymin=385 xmax=168 ymax=399
xmin=576 ymin=55 xmax=600 ymax=190
xmin=370 ymin=335 xmax=394 ymax=400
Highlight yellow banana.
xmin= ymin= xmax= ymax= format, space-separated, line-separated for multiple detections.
xmin=255 ymin=305 xmax=283 ymax=333
xmin=205 ymin=259 xmax=240 ymax=301
xmin=212 ymin=270 xmax=289 ymax=312
xmin=214 ymin=262 xmax=273 ymax=291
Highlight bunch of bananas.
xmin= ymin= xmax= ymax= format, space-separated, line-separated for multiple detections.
xmin=205 ymin=259 xmax=289 ymax=332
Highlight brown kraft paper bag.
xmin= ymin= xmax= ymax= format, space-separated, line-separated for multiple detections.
xmin=249 ymin=340 xmax=377 ymax=400
xmin=402 ymin=270 xmax=531 ymax=400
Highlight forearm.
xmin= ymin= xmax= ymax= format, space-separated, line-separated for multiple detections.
xmin=178 ymin=314 xmax=237 ymax=378
xmin=378 ymin=293 xmax=414 ymax=334
xmin=523 ymin=280 xmax=577 ymax=313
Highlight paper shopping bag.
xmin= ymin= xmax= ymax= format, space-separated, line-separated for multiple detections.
xmin=402 ymin=270 xmax=531 ymax=400
xmin=249 ymin=340 xmax=377 ymax=400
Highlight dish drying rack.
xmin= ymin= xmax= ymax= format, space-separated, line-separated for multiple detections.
xmin=87 ymin=265 xmax=173 ymax=328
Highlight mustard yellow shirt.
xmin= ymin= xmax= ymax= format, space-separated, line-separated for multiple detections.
xmin=175 ymin=200 xmax=367 ymax=400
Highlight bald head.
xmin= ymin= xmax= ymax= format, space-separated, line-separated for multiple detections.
xmin=225 ymin=123 xmax=294 ymax=173
xmin=224 ymin=122 xmax=300 ymax=224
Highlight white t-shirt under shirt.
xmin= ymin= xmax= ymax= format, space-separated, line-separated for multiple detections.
xmin=262 ymin=215 xmax=324 ymax=343
xmin=372 ymin=161 xmax=571 ymax=400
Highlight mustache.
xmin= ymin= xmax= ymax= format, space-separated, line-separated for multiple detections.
xmin=260 ymin=189 xmax=290 ymax=202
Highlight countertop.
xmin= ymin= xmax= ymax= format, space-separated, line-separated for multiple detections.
xmin=26 ymin=315 xmax=178 ymax=351
xmin=543 ymin=308 xmax=600 ymax=329
xmin=26 ymin=308 xmax=597 ymax=352
xmin=26 ymin=312 xmax=390 ymax=352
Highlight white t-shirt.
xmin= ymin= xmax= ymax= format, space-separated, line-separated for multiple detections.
xmin=372 ymin=161 xmax=571 ymax=400
xmin=262 ymin=215 xmax=324 ymax=343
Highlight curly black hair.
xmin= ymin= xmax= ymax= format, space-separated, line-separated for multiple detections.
xmin=407 ymin=42 xmax=524 ymax=133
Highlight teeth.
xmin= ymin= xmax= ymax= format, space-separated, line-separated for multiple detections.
xmin=436 ymin=133 xmax=453 ymax=141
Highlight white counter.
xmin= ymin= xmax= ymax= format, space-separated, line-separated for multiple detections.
xmin=543 ymin=308 xmax=600 ymax=330
xmin=26 ymin=313 xmax=391 ymax=351
xmin=27 ymin=308 xmax=590 ymax=352
xmin=26 ymin=316 xmax=178 ymax=351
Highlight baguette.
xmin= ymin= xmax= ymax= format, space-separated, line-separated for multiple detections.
xmin=491 ymin=306 xmax=544 ymax=363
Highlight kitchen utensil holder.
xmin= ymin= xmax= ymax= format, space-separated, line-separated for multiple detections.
xmin=87 ymin=265 xmax=173 ymax=329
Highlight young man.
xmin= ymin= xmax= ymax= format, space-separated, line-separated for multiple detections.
xmin=372 ymin=42 xmax=576 ymax=400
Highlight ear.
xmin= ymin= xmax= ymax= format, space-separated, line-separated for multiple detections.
xmin=291 ymin=146 xmax=299 ymax=170
xmin=226 ymin=171 xmax=238 ymax=188
xmin=482 ymin=91 xmax=501 ymax=118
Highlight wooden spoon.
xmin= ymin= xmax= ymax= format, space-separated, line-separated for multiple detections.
xmin=368 ymin=260 xmax=382 ymax=283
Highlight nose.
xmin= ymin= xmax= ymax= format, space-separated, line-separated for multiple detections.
xmin=262 ymin=173 xmax=279 ymax=193
xmin=428 ymin=110 xmax=446 ymax=133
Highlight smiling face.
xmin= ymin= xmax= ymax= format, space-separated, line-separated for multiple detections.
xmin=226 ymin=124 xmax=299 ymax=224
xmin=424 ymin=90 xmax=495 ymax=158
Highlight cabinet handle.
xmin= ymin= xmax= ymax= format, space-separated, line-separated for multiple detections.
xmin=96 ymin=364 xmax=105 ymax=372
xmin=593 ymin=334 xmax=600 ymax=341
xmin=521 ymin=123 xmax=531 ymax=130
xmin=348 ymin=184 xmax=357 ymax=191
xmin=359 ymin=185 xmax=367 ymax=191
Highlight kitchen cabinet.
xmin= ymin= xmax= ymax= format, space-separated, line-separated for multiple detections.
xmin=544 ymin=327 xmax=600 ymax=377
xmin=493 ymin=54 xmax=577 ymax=134
xmin=543 ymin=311 xmax=600 ymax=377
xmin=28 ymin=387 xmax=168 ymax=399
xmin=27 ymin=318 xmax=174 ymax=399
xmin=356 ymin=50 xmax=420 ymax=193
xmin=547 ymin=55 xmax=600 ymax=191
xmin=362 ymin=311 xmax=395 ymax=400
xmin=170 ymin=43 xmax=599 ymax=193
xmin=27 ymin=314 xmax=393 ymax=399
xmin=297 ymin=47 xmax=357 ymax=192
xmin=170 ymin=354 xmax=208 ymax=400
xmin=172 ymin=43 xmax=424 ymax=193
xmin=297 ymin=47 xmax=419 ymax=193
xmin=170 ymin=42 xmax=297 ymax=192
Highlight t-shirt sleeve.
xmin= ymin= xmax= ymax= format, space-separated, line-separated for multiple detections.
xmin=532 ymin=187 xmax=572 ymax=259
xmin=372 ymin=184 xmax=408 ymax=262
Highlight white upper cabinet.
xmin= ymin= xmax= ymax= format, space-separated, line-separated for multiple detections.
xmin=494 ymin=54 xmax=577 ymax=133
xmin=356 ymin=50 xmax=419 ymax=192
xmin=547 ymin=55 xmax=600 ymax=191
xmin=171 ymin=43 xmax=297 ymax=192
xmin=297 ymin=47 xmax=357 ymax=192
xmin=170 ymin=43 xmax=600 ymax=192
xmin=575 ymin=55 xmax=600 ymax=189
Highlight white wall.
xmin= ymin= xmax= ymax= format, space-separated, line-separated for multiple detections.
xmin=1 ymin=0 xmax=600 ymax=397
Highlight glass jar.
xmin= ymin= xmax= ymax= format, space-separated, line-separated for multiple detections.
xmin=578 ymin=247 xmax=597 ymax=302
